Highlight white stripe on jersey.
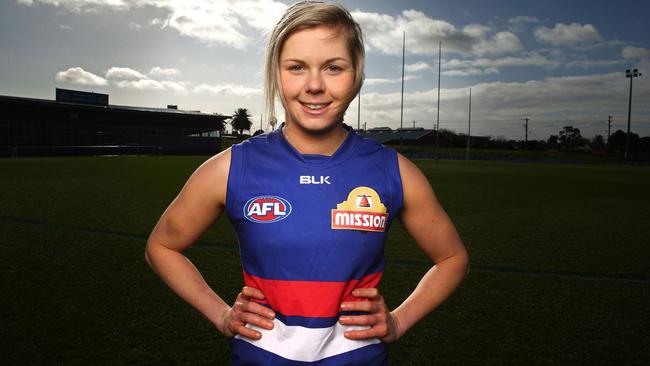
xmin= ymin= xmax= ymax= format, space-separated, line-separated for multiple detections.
xmin=235 ymin=318 xmax=380 ymax=362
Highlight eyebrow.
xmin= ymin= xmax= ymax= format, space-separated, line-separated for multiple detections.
xmin=281 ymin=57 xmax=350 ymax=64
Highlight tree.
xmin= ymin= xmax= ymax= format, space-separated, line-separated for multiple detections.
xmin=214 ymin=113 xmax=229 ymax=133
xmin=230 ymin=108 xmax=252 ymax=136
xmin=558 ymin=126 xmax=582 ymax=150
xmin=608 ymin=129 xmax=640 ymax=154
xmin=547 ymin=134 xmax=559 ymax=150
xmin=590 ymin=135 xmax=606 ymax=151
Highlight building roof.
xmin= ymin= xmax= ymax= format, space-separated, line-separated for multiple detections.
xmin=0 ymin=94 xmax=208 ymax=117
xmin=359 ymin=128 xmax=434 ymax=144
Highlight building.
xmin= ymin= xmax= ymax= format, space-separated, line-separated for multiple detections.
xmin=359 ymin=127 xmax=436 ymax=145
xmin=1 ymin=88 xmax=224 ymax=157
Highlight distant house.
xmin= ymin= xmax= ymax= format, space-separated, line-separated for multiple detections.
xmin=1 ymin=88 xmax=223 ymax=157
xmin=359 ymin=127 xmax=435 ymax=145
xmin=359 ymin=126 xmax=494 ymax=149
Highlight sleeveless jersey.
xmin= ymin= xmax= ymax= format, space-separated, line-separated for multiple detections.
xmin=225 ymin=125 xmax=403 ymax=365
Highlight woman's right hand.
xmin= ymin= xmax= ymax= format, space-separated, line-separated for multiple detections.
xmin=219 ymin=286 xmax=275 ymax=340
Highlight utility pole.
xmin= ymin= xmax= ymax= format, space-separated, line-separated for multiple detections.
xmin=400 ymin=31 xmax=405 ymax=152
xmin=435 ymin=40 xmax=442 ymax=162
xmin=607 ymin=115 xmax=612 ymax=145
xmin=412 ymin=120 xmax=416 ymax=128
xmin=523 ymin=117 xmax=530 ymax=151
xmin=466 ymin=88 xmax=472 ymax=162
xmin=357 ymin=90 xmax=361 ymax=131
xmin=625 ymin=68 xmax=642 ymax=160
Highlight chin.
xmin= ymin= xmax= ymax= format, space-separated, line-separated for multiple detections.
xmin=288 ymin=113 xmax=344 ymax=135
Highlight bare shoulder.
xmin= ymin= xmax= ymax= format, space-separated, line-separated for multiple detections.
xmin=147 ymin=148 xmax=232 ymax=252
xmin=183 ymin=147 xmax=232 ymax=207
xmin=396 ymin=153 xmax=434 ymax=205
xmin=396 ymin=153 xmax=464 ymax=261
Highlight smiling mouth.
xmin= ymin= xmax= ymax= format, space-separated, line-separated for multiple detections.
xmin=300 ymin=102 xmax=331 ymax=111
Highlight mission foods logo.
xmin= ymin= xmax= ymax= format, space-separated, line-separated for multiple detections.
xmin=331 ymin=187 xmax=388 ymax=232
xmin=244 ymin=196 xmax=292 ymax=223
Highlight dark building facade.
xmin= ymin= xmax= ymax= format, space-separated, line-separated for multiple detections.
xmin=1 ymin=89 xmax=223 ymax=157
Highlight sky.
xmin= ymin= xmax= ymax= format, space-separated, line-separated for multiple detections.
xmin=1 ymin=0 xmax=649 ymax=140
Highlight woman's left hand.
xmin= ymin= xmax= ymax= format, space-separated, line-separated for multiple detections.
xmin=338 ymin=288 xmax=401 ymax=343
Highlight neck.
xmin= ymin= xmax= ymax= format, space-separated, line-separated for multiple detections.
xmin=282 ymin=122 xmax=348 ymax=156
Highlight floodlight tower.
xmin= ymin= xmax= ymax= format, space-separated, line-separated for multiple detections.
xmin=625 ymin=68 xmax=642 ymax=160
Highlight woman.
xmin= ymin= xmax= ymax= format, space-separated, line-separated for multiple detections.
xmin=145 ymin=1 xmax=469 ymax=365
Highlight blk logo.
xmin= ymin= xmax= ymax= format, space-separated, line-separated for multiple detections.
xmin=299 ymin=175 xmax=331 ymax=185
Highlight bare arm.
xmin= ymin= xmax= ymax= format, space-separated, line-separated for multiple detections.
xmin=144 ymin=149 xmax=274 ymax=339
xmin=340 ymin=153 xmax=469 ymax=341
xmin=388 ymin=154 xmax=469 ymax=339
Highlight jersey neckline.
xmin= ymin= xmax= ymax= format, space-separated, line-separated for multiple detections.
xmin=272 ymin=123 xmax=360 ymax=167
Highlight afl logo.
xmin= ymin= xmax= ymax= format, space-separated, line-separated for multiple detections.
xmin=244 ymin=196 xmax=292 ymax=223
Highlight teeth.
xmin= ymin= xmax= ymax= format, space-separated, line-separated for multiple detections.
xmin=305 ymin=103 xmax=325 ymax=110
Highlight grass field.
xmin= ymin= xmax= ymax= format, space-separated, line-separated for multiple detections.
xmin=1 ymin=155 xmax=649 ymax=365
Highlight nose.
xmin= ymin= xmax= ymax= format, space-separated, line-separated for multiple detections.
xmin=306 ymin=71 xmax=324 ymax=94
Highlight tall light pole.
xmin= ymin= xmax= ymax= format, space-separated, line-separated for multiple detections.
xmin=607 ymin=115 xmax=612 ymax=145
xmin=357 ymin=89 xmax=361 ymax=131
xmin=625 ymin=68 xmax=642 ymax=160
xmin=522 ymin=117 xmax=530 ymax=151
xmin=400 ymin=31 xmax=405 ymax=151
xmin=435 ymin=40 xmax=442 ymax=161
xmin=466 ymin=88 xmax=471 ymax=162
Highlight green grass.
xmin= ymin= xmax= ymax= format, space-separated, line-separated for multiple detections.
xmin=1 ymin=156 xmax=649 ymax=365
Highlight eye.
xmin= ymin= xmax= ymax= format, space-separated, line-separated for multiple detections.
xmin=326 ymin=64 xmax=343 ymax=73
xmin=287 ymin=64 xmax=304 ymax=72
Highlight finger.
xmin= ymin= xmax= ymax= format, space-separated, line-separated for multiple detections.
xmin=233 ymin=325 xmax=263 ymax=340
xmin=338 ymin=314 xmax=378 ymax=326
xmin=242 ymin=301 xmax=276 ymax=319
xmin=351 ymin=287 xmax=380 ymax=299
xmin=240 ymin=312 xmax=275 ymax=330
xmin=340 ymin=300 xmax=376 ymax=313
xmin=344 ymin=324 xmax=389 ymax=340
xmin=242 ymin=286 xmax=266 ymax=300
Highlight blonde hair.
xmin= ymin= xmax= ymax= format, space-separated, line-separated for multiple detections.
xmin=264 ymin=1 xmax=365 ymax=124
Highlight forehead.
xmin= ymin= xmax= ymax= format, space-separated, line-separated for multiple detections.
xmin=280 ymin=26 xmax=351 ymax=60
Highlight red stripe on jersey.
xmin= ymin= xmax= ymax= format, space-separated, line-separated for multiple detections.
xmin=243 ymin=271 xmax=382 ymax=318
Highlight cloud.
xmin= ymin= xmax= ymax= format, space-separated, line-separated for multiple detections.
xmin=352 ymin=9 xmax=522 ymax=56
xmin=105 ymin=67 xmax=145 ymax=81
xmin=472 ymin=31 xmax=523 ymax=56
xmin=106 ymin=66 xmax=188 ymax=94
xmin=128 ymin=22 xmax=141 ymax=31
xmin=149 ymin=66 xmax=181 ymax=78
xmin=365 ymin=74 xmax=421 ymax=86
xmin=59 ymin=24 xmax=72 ymax=30
xmin=442 ymin=53 xmax=558 ymax=75
xmin=18 ymin=0 xmax=129 ymax=12
xmin=355 ymin=70 xmax=649 ymax=139
xmin=443 ymin=68 xmax=498 ymax=77
xmin=534 ymin=23 xmax=603 ymax=46
xmin=114 ymin=78 xmax=165 ymax=91
xmin=19 ymin=0 xmax=288 ymax=49
xmin=194 ymin=84 xmax=262 ymax=98
xmin=622 ymin=46 xmax=650 ymax=60
xmin=55 ymin=67 xmax=108 ymax=85
xmin=56 ymin=65 xmax=188 ymax=94
xmin=509 ymin=16 xmax=539 ymax=25
xmin=405 ymin=61 xmax=432 ymax=73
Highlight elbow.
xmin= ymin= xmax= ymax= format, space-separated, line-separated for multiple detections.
xmin=459 ymin=247 xmax=470 ymax=279
xmin=144 ymin=238 xmax=155 ymax=269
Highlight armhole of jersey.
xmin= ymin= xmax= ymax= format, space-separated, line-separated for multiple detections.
xmin=225 ymin=143 xmax=245 ymax=219
xmin=384 ymin=147 xmax=404 ymax=219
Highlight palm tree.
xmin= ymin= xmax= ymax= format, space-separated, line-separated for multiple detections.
xmin=230 ymin=108 xmax=252 ymax=136
xmin=214 ymin=113 xmax=229 ymax=133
